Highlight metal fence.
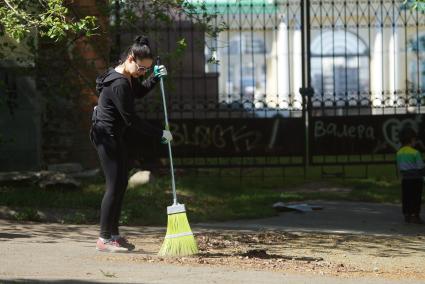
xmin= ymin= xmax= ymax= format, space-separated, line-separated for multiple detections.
xmin=114 ymin=0 xmax=425 ymax=171
xmin=307 ymin=0 xmax=425 ymax=165
xmin=0 ymin=68 xmax=42 ymax=171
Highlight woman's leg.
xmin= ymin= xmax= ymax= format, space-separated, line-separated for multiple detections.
xmin=95 ymin=134 xmax=125 ymax=240
xmin=110 ymin=144 xmax=129 ymax=236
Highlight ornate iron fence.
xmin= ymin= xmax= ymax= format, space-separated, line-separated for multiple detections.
xmin=114 ymin=0 xmax=424 ymax=169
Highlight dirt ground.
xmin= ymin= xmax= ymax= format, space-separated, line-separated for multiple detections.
xmin=99 ymin=228 xmax=425 ymax=282
xmin=1 ymin=201 xmax=425 ymax=283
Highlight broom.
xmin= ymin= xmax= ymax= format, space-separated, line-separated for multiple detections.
xmin=156 ymin=56 xmax=198 ymax=257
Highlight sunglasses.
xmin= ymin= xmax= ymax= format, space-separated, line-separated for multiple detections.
xmin=132 ymin=56 xmax=151 ymax=73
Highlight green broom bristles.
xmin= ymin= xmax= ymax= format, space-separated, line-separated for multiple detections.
xmin=158 ymin=205 xmax=198 ymax=257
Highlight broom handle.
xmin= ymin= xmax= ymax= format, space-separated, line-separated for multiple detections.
xmin=157 ymin=57 xmax=178 ymax=205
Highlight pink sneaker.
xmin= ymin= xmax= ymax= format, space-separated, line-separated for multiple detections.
xmin=114 ymin=237 xmax=135 ymax=251
xmin=96 ymin=238 xmax=128 ymax=253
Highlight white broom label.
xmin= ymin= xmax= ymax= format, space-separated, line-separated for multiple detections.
xmin=165 ymin=232 xmax=194 ymax=239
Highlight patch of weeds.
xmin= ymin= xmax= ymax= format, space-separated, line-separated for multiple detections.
xmin=100 ymin=269 xmax=117 ymax=278
xmin=13 ymin=208 xmax=41 ymax=222
xmin=63 ymin=212 xmax=88 ymax=224
xmin=119 ymin=209 xmax=132 ymax=225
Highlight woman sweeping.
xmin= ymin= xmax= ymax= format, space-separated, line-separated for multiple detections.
xmin=90 ymin=35 xmax=171 ymax=252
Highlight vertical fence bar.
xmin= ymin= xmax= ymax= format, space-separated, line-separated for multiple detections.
xmin=301 ymin=0 xmax=313 ymax=168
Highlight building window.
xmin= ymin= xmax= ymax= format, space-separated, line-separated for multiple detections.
xmin=213 ymin=32 xmax=269 ymax=106
xmin=310 ymin=30 xmax=369 ymax=107
xmin=409 ymin=35 xmax=425 ymax=95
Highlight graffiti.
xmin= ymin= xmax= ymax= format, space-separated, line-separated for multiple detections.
xmin=382 ymin=116 xmax=421 ymax=151
xmin=311 ymin=115 xmax=425 ymax=155
xmin=138 ymin=118 xmax=304 ymax=157
xmin=169 ymin=122 xmax=262 ymax=153
xmin=314 ymin=120 xmax=375 ymax=140
xmin=141 ymin=115 xmax=425 ymax=158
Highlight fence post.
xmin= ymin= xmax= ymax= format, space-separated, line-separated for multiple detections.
xmin=300 ymin=0 xmax=314 ymax=170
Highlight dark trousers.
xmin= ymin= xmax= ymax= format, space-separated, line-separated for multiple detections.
xmin=90 ymin=124 xmax=129 ymax=239
xmin=401 ymin=178 xmax=423 ymax=216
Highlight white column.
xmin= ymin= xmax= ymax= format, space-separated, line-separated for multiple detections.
xmin=277 ymin=22 xmax=289 ymax=109
xmin=266 ymin=31 xmax=277 ymax=107
xmin=292 ymin=29 xmax=302 ymax=110
xmin=389 ymin=30 xmax=398 ymax=106
xmin=396 ymin=28 xmax=407 ymax=97
xmin=372 ymin=30 xmax=383 ymax=107
xmin=218 ymin=32 xmax=229 ymax=103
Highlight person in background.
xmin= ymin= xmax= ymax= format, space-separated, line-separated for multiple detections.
xmin=396 ymin=126 xmax=424 ymax=224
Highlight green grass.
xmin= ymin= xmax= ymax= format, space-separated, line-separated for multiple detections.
xmin=174 ymin=173 xmax=402 ymax=222
xmin=0 ymin=165 xmax=410 ymax=225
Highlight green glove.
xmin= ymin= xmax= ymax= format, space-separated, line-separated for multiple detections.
xmin=154 ymin=65 xmax=167 ymax=79
xmin=161 ymin=130 xmax=173 ymax=144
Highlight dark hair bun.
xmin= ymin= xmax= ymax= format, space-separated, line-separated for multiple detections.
xmin=134 ymin=35 xmax=150 ymax=46
xmin=129 ymin=35 xmax=153 ymax=60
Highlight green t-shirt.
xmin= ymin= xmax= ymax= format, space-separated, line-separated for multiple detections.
xmin=396 ymin=146 xmax=424 ymax=179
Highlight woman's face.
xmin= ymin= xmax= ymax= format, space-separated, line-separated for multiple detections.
xmin=128 ymin=56 xmax=153 ymax=78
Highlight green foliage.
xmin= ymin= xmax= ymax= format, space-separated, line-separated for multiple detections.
xmin=63 ymin=211 xmax=88 ymax=224
xmin=13 ymin=208 xmax=41 ymax=222
xmin=119 ymin=209 xmax=132 ymax=225
xmin=404 ymin=0 xmax=425 ymax=11
xmin=0 ymin=0 xmax=98 ymax=42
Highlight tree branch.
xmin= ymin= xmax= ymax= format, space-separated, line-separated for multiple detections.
xmin=3 ymin=0 xmax=20 ymax=16
xmin=3 ymin=0 xmax=39 ymax=26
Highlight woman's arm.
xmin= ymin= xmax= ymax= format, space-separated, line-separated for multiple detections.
xmin=111 ymin=80 xmax=163 ymax=139
xmin=132 ymin=73 xmax=159 ymax=99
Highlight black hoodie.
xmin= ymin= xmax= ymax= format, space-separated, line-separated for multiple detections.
xmin=94 ymin=68 xmax=163 ymax=139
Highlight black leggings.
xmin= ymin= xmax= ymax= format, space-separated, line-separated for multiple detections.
xmin=401 ymin=178 xmax=423 ymax=216
xmin=90 ymin=124 xmax=128 ymax=239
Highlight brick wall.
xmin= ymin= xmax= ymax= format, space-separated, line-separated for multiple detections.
xmin=39 ymin=0 xmax=110 ymax=169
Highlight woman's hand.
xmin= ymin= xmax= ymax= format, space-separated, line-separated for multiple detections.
xmin=154 ymin=65 xmax=167 ymax=79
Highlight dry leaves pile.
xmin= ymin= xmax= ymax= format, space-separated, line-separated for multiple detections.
xmin=97 ymin=230 xmax=425 ymax=281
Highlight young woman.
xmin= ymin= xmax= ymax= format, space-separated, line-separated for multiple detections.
xmin=90 ymin=35 xmax=171 ymax=252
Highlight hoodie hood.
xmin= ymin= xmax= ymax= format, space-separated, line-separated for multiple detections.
xmin=95 ymin=68 xmax=127 ymax=96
